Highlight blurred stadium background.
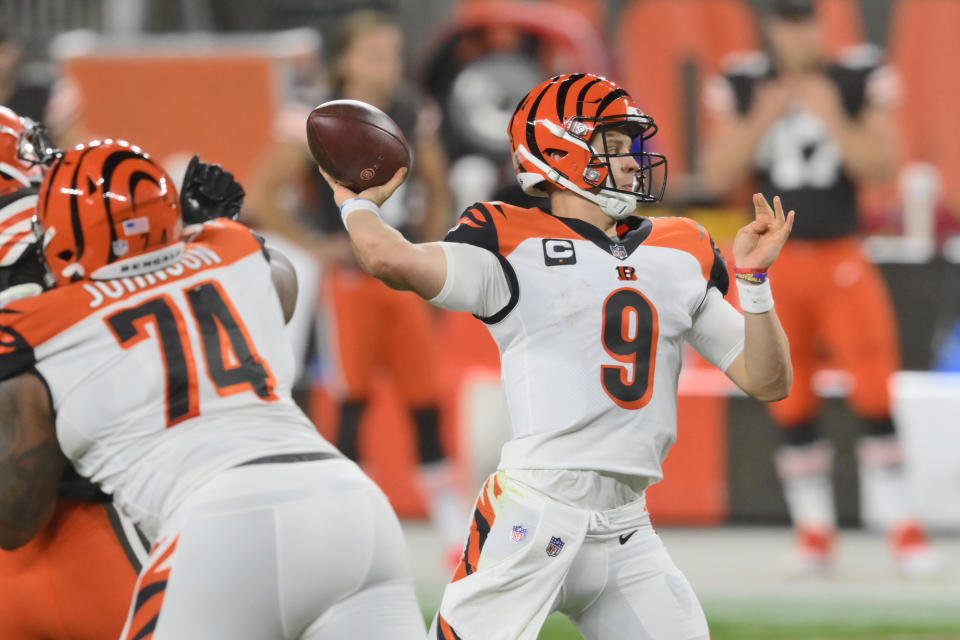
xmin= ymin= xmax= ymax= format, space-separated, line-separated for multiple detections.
xmin=5 ymin=0 xmax=960 ymax=638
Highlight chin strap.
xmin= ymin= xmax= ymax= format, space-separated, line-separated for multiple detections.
xmin=516 ymin=145 xmax=638 ymax=220
xmin=557 ymin=176 xmax=636 ymax=219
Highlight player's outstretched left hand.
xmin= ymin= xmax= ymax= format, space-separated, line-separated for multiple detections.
xmin=732 ymin=193 xmax=795 ymax=269
xmin=180 ymin=155 xmax=245 ymax=225
xmin=318 ymin=166 xmax=408 ymax=209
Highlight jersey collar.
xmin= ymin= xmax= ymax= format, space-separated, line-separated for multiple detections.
xmin=554 ymin=214 xmax=653 ymax=260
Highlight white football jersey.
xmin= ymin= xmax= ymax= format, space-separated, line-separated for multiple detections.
xmin=436 ymin=202 xmax=744 ymax=486
xmin=0 ymin=219 xmax=336 ymax=540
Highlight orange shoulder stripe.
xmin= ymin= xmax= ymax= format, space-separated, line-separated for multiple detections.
xmin=643 ymin=216 xmax=715 ymax=281
xmin=481 ymin=202 xmax=580 ymax=256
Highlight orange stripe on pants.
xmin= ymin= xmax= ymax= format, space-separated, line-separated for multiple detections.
xmin=452 ymin=474 xmax=501 ymax=583
xmin=123 ymin=535 xmax=180 ymax=640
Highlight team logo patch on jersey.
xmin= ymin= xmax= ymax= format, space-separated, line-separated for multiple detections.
xmin=512 ymin=524 xmax=528 ymax=542
xmin=546 ymin=536 xmax=565 ymax=557
xmin=542 ymin=239 xmax=576 ymax=266
xmin=616 ymin=265 xmax=637 ymax=281
xmin=610 ymin=243 xmax=628 ymax=260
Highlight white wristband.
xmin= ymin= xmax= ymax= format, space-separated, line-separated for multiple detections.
xmin=736 ymin=278 xmax=774 ymax=314
xmin=339 ymin=197 xmax=381 ymax=229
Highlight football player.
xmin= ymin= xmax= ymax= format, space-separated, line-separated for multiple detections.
xmin=700 ymin=0 xmax=936 ymax=575
xmin=0 ymin=106 xmax=153 ymax=640
xmin=320 ymin=73 xmax=793 ymax=639
xmin=0 ymin=139 xmax=425 ymax=639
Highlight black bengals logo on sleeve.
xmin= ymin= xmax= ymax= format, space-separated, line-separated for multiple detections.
xmin=542 ymin=239 xmax=576 ymax=266
xmin=0 ymin=323 xmax=29 ymax=356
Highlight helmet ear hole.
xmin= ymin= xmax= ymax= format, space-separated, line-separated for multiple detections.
xmin=57 ymin=250 xmax=74 ymax=261
xmin=545 ymin=148 xmax=567 ymax=160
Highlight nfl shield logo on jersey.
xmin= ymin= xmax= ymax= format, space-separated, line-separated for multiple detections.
xmin=545 ymin=536 xmax=565 ymax=557
xmin=511 ymin=524 xmax=527 ymax=542
xmin=610 ymin=244 xmax=628 ymax=260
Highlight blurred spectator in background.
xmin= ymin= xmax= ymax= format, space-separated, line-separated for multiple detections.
xmin=699 ymin=0 xmax=937 ymax=576
xmin=247 ymin=10 xmax=465 ymax=555
xmin=43 ymin=75 xmax=94 ymax=149
xmin=0 ymin=29 xmax=49 ymax=123
xmin=0 ymin=31 xmax=19 ymax=104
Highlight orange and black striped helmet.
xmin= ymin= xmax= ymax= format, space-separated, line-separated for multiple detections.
xmin=36 ymin=139 xmax=183 ymax=286
xmin=508 ymin=73 xmax=666 ymax=219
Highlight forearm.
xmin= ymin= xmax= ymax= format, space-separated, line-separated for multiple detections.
xmin=701 ymin=119 xmax=768 ymax=197
xmin=822 ymin=114 xmax=898 ymax=181
xmin=246 ymin=143 xmax=337 ymax=258
xmin=724 ymin=193 xmax=794 ymax=401
xmin=0 ymin=374 xmax=65 ymax=550
xmin=346 ymin=208 xmax=412 ymax=287
xmin=414 ymin=137 xmax=455 ymax=242
xmin=741 ymin=307 xmax=792 ymax=401
xmin=422 ymin=195 xmax=454 ymax=243
xmin=0 ymin=441 xmax=63 ymax=549
xmin=342 ymin=201 xmax=446 ymax=297
xmin=247 ymin=199 xmax=335 ymax=258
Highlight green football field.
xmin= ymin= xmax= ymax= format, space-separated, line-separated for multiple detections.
xmin=533 ymin=612 xmax=960 ymax=640
xmin=423 ymin=608 xmax=960 ymax=640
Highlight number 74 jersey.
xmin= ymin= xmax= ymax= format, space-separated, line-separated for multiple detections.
xmin=0 ymin=220 xmax=333 ymax=540
xmin=443 ymin=202 xmax=744 ymax=484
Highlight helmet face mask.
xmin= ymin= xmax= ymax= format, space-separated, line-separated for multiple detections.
xmin=509 ymin=74 xmax=668 ymax=220
xmin=0 ymin=107 xmax=52 ymax=194
xmin=16 ymin=121 xmax=59 ymax=169
xmin=581 ymin=117 xmax=667 ymax=204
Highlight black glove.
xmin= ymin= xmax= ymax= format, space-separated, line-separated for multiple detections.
xmin=0 ymin=244 xmax=50 ymax=305
xmin=179 ymin=154 xmax=245 ymax=225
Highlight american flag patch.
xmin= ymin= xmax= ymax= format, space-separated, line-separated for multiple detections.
xmin=122 ymin=216 xmax=150 ymax=235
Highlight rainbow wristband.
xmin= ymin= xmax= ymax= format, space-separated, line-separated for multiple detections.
xmin=734 ymin=266 xmax=769 ymax=285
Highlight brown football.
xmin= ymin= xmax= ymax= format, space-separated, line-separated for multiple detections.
xmin=306 ymin=99 xmax=411 ymax=191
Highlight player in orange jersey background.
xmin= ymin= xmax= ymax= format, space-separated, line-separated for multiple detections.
xmin=701 ymin=0 xmax=937 ymax=575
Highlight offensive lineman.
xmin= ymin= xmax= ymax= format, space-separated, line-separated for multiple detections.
xmin=321 ymin=73 xmax=793 ymax=638
xmin=0 ymin=106 xmax=151 ymax=639
xmin=0 ymin=139 xmax=425 ymax=639
xmin=0 ymin=105 xmax=284 ymax=636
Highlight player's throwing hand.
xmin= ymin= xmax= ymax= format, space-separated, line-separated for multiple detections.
xmin=732 ymin=193 xmax=795 ymax=269
xmin=319 ymin=166 xmax=408 ymax=209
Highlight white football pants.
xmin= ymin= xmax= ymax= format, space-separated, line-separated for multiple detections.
xmin=118 ymin=457 xmax=425 ymax=640
xmin=429 ymin=470 xmax=709 ymax=640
